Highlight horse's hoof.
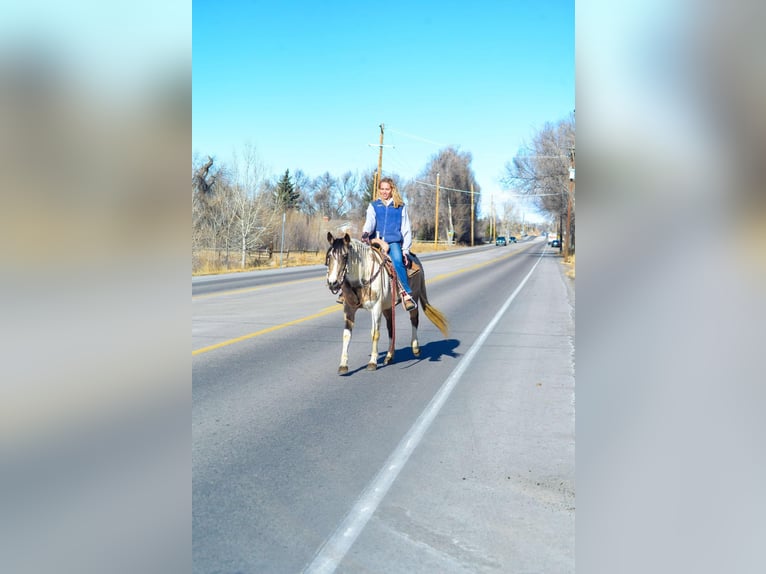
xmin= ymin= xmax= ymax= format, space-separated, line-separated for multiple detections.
xmin=366 ymin=362 xmax=377 ymax=371
xmin=412 ymin=347 xmax=420 ymax=357
xmin=383 ymin=353 xmax=394 ymax=365
xmin=338 ymin=366 xmax=349 ymax=375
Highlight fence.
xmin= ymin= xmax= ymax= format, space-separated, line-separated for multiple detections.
xmin=192 ymin=247 xmax=322 ymax=274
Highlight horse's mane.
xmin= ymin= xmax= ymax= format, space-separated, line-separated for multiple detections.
xmin=346 ymin=239 xmax=381 ymax=283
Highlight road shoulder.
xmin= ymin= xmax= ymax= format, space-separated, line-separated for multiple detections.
xmin=342 ymin=249 xmax=576 ymax=573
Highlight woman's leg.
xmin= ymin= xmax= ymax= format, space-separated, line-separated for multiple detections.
xmin=388 ymin=242 xmax=412 ymax=294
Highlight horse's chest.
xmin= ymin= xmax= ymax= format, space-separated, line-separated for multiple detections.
xmin=346 ymin=283 xmax=387 ymax=309
xmin=360 ymin=286 xmax=383 ymax=307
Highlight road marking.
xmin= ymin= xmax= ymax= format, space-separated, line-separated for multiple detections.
xmin=192 ymin=305 xmax=340 ymax=356
xmin=431 ymin=243 xmax=533 ymax=281
xmin=192 ymin=276 xmax=321 ymax=300
xmin=192 ymin=243 xmax=538 ymax=356
xmin=302 ymin=247 xmax=545 ymax=574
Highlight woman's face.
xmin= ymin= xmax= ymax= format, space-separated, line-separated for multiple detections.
xmin=378 ymin=182 xmax=393 ymax=201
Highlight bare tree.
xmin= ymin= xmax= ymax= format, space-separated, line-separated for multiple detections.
xmin=193 ymin=155 xmax=216 ymax=196
xmin=229 ymin=144 xmax=278 ymax=267
xmin=292 ymin=169 xmax=312 ymax=214
xmin=405 ymin=147 xmax=481 ymax=244
xmin=503 ymin=112 xmax=575 ymax=250
xmin=193 ymin=154 xmax=237 ymax=269
xmin=335 ymin=171 xmax=362 ymax=219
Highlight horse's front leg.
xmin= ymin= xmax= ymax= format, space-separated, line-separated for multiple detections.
xmin=339 ymin=306 xmax=357 ymax=375
xmin=383 ymin=307 xmax=395 ymax=365
xmin=367 ymin=305 xmax=383 ymax=370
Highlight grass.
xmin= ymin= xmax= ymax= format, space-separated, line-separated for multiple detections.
xmin=192 ymin=240 xmax=475 ymax=276
xmin=193 ymin=250 xmax=323 ymax=276
xmin=562 ymin=253 xmax=575 ymax=279
xmin=192 ymin=238 xmax=564 ymax=276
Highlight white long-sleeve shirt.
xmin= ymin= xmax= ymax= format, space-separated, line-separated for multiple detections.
xmin=363 ymin=198 xmax=413 ymax=254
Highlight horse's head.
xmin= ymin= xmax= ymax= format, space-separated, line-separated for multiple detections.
xmin=325 ymin=232 xmax=351 ymax=293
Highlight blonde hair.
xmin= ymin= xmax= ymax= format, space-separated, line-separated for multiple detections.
xmin=375 ymin=176 xmax=404 ymax=208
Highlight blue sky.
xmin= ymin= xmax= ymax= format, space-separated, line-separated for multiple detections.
xmin=193 ymin=0 xmax=574 ymax=219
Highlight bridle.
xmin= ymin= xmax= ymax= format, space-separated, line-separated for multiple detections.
xmin=325 ymin=241 xmax=386 ymax=295
xmin=325 ymin=245 xmax=348 ymax=294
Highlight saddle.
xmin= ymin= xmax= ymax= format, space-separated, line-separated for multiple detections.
xmin=369 ymin=238 xmax=421 ymax=279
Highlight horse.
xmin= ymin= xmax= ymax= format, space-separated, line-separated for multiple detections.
xmin=325 ymin=232 xmax=449 ymax=374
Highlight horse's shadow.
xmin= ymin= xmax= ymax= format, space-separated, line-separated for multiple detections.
xmin=340 ymin=339 xmax=461 ymax=376
xmin=383 ymin=338 xmax=461 ymax=368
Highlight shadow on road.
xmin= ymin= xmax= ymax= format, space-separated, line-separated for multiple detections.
xmin=340 ymin=339 xmax=462 ymax=376
xmin=390 ymin=338 xmax=461 ymax=368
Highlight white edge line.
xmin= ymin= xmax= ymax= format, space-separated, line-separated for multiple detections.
xmin=302 ymin=247 xmax=547 ymax=574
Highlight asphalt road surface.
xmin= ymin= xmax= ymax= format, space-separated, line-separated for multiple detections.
xmin=193 ymin=236 xmax=575 ymax=573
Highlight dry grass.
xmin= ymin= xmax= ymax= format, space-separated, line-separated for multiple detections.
xmin=193 ymin=250 xmax=325 ymax=276
xmin=192 ymin=241 xmax=469 ymax=276
xmin=411 ymin=240 xmax=459 ymax=254
xmin=562 ymin=253 xmax=575 ymax=279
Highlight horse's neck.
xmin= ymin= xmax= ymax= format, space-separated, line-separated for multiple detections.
xmin=346 ymin=243 xmax=377 ymax=285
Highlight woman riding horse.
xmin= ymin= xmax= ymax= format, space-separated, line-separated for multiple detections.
xmin=326 ymin=232 xmax=448 ymax=374
xmin=338 ymin=177 xmax=417 ymax=312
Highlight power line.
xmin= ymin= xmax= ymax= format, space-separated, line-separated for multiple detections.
xmin=413 ymin=179 xmax=477 ymax=194
xmin=386 ymin=127 xmax=446 ymax=147
xmin=513 ymin=155 xmax=569 ymax=160
xmin=385 ymin=147 xmax=421 ymax=178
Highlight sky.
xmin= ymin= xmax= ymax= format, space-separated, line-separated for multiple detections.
xmin=193 ymin=0 xmax=574 ymax=220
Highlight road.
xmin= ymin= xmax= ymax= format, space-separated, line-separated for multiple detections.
xmin=193 ymin=237 xmax=575 ymax=573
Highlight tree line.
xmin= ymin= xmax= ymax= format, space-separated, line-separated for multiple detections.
xmin=502 ymin=111 xmax=576 ymax=253
xmin=193 ymin=115 xmax=574 ymax=272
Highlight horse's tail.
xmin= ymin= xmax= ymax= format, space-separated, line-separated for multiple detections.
xmin=418 ymin=276 xmax=449 ymax=337
xmin=423 ymin=303 xmax=449 ymax=338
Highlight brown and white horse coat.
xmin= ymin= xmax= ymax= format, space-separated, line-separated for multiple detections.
xmin=325 ymin=232 xmax=448 ymax=374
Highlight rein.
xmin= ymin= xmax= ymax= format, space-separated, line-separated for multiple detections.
xmin=389 ymin=258 xmax=396 ymax=353
xmin=328 ymin=244 xmax=399 ymax=354
xmin=328 ymin=242 xmax=385 ymax=295
xmin=329 ymin=265 xmax=346 ymax=295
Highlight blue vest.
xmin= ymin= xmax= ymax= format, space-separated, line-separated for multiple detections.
xmin=371 ymin=199 xmax=403 ymax=243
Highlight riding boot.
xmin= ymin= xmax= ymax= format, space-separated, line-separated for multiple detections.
xmin=336 ymin=294 xmax=345 ymax=305
xmin=401 ymin=291 xmax=417 ymax=311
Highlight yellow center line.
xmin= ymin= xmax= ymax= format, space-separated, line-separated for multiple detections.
xmin=193 ymin=304 xmax=341 ymax=356
xmin=429 ymin=247 xmax=525 ymax=282
xmin=192 ymin=244 xmax=535 ymax=356
xmin=192 ymin=276 xmax=322 ymax=300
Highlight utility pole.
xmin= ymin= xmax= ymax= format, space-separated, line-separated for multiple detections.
xmin=377 ymin=123 xmax=384 ymax=184
xmin=366 ymin=123 xmax=389 ymax=200
xmin=434 ymin=172 xmax=440 ymax=246
xmin=279 ymin=212 xmax=286 ymax=268
xmin=491 ymin=194 xmax=495 ymax=241
xmin=566 ymin=145 xmax=575 ymax=257
xmin=470 ymin=183 xmax=475 ymax=247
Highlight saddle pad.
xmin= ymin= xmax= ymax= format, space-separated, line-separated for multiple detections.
xmin=407 ymin=253 xmax=422 ymax=278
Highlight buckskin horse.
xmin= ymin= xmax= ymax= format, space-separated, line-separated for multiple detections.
xmin=325 ymin=232 xmax=449 ymax=374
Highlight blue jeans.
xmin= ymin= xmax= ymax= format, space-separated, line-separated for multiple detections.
xmin=388 ymin=242 xmax=412 ymax=295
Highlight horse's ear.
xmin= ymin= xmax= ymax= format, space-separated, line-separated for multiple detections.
xmin=327 ymin=231 xmax=334 ymax=244
xmin=343 ymin=233 xmax=351 ymax=244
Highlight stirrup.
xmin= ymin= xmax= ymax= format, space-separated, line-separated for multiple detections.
xmin=402 ymin=293 xmax=417 ymax=311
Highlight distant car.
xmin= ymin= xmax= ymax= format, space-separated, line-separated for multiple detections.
xmin=508 ymin=236 xmax=517 ymax=243
xmin=495 ymin=236 xmax=507 ymax=246
xmin=550 ymin=239 xmax=561 ymax=248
